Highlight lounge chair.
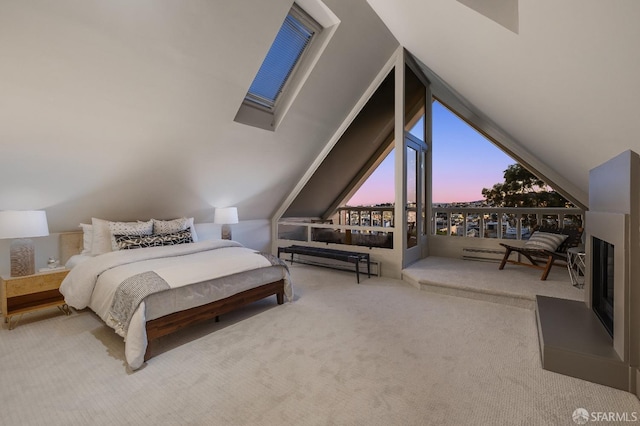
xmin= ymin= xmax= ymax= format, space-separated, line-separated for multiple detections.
xmin=498 ymin=226 xmax=584 ymax=280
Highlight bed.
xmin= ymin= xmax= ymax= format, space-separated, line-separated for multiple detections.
xmin=59 ymin=222 xmax=292 ymax=370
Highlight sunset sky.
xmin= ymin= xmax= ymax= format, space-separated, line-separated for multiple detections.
xmin=347 ymin=101 xmax=514 ymax=206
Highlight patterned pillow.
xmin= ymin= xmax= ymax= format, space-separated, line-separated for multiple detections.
xmin=153 ymin=217 xmax=188 ymax=234
xmin=152 ymin=217 xmax=198 ymax=242
xmin=109 ymin=220 xmax=154 ymax=251
xmin=524 ymin=231 xmax=568 ymax=252
xmin=114 ymin=228 xmax=193 ymax=250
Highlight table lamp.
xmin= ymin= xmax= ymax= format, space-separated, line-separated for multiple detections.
xmin=0 ymin=210 xmax=50 ymax=276
xmin=214 ymin=207 xmax=238 ymax=240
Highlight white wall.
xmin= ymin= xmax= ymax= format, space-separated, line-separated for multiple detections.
xmin=196 ymin=220 xmax=271 ymax=252
xmin=0 ymin=1 xmax=398 ymax=232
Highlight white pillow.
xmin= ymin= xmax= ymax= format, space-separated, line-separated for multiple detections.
xmin=187 ymin=217 xmax=198 ymax=242
xmin=79 ymin=223 xmax=93 ymax=255
xmin=91 ymin=218 xmax=113 ymax=256
xmin=524 ymin=231 xmax=568 ymax=252
xmin=109 ymin=220 xmax=153 ymax=251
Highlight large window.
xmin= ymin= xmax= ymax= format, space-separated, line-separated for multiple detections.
xmin=245 ymin=6 xmax=320 ymax=110
xmin=431 ymin=99 xmax=580 ymax=239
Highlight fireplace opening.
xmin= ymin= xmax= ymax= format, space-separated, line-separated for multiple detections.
xmin=592 ymin=236 xmax=614 ymax=337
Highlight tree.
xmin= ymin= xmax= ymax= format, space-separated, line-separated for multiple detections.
xmin=482 ymin=164 xmax=572 ymax=208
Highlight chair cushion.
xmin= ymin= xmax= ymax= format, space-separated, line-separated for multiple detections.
xmin=524 ymin=231 xmax=568 ymax=252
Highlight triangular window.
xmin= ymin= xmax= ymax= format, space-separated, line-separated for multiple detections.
xmin=346 ymin=148 xmax=395 ymax=209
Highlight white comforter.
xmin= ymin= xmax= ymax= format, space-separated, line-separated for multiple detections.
xmin=60 ymin=240 xmax=292 ymax=369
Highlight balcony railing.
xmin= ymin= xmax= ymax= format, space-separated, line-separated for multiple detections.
xmin=431 ymin=207 xmax=584 ymax=240
xmin=277 ymin=220 xmax=394 ymax=249
xmin=277 ymin=207 xmax=584 ymax=251
xmin=336 ymin=206 xmax=395 ymax=227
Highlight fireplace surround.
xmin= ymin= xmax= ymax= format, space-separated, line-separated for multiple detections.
xmin=536 ymin=150 xmax=640 ymax=395
xmin=591 ymin=236 xmax=614 ymax=337
xmin=586 ymin=211 xmax=627 ymax=361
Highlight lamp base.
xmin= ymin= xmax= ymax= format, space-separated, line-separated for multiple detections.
xmin=221 ymin=224 xmax=232 ymax=240
xmin=10 ymin=238 xmax=36 ymax=277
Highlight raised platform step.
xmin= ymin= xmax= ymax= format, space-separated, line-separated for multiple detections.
xmin=403 ymin=271 xmax=535 ymax=309
xmin=401 ymin=257 xmax=582 ymax=310
xmin=536 ymin=295 xmax=629 ymax=391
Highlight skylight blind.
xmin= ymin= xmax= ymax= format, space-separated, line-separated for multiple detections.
xmin=246 ymin=12 xmax=315 ymax=109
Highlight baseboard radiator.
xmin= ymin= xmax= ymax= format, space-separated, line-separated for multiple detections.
xmin=462 ymin=247 xmax=505 ymax=263
xmin=289 ymin=254 xmax=381 ymax=277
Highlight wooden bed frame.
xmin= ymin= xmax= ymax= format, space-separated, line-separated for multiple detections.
xmin=60 ymin=232 xmax=286 ymax=363
xmin=144 ymin=280 xmax=284 ymax=361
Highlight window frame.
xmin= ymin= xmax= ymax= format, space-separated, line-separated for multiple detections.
xmin=234 ymin=1 xmax=339 ymax=132
xmin=244 ymin=4 xmax=322 ymax=113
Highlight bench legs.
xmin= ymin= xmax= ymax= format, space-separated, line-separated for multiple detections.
xmin=277 ymin=247 xmax=371 ymax=283
xmin=277 ymin=247 xmax=295 ymax=265
xmin=355 ymin=256 xmax=372 ymax=284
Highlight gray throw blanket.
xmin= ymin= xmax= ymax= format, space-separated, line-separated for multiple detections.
xmin=108 ymin=271 xmax=170 ymax=337
xmin=259 ymin=252 xmax=289 ymax=272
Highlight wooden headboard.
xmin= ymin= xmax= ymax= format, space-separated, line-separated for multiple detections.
xmin=60 ymin=231 xmax=83 ymax=264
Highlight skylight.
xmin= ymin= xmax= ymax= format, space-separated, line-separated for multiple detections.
xmin=246 ymin=9 xmax=317 ymax=110
xmin=234 ymin=0 xmax=340 ymax=131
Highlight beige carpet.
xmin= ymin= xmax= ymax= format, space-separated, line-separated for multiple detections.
xmin=0 ymin=264 xmax=638 ymax=425
xmin=403 ymin=257 xmax=584 ymax=309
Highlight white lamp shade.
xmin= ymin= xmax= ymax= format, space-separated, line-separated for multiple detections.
xmin=0 ymin=210 xmax=50 ymax=239
xmin=214 ymin=207 xmax=239 ymax=225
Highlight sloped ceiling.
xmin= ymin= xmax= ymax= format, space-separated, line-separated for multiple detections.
xmin=284 ymin=64 xmax=427 ymax=219
xmin=0 ymin=0 xmax=398 ymax=231
xmin=284 ymin=70 xmax=395 ymax=218
xmin=367 ymin=0 xmax=640 ymax=207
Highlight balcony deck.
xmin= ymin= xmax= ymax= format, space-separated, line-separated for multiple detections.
xmin=402 ymin=256 xmax=584 ymax=309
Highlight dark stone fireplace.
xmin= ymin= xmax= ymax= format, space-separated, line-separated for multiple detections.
xmin=591 ymin=236 xmax=614 ymax=337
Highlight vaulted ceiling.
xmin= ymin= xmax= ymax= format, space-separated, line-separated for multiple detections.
xmin=367 ymin=0 xmax=640 ymax=207
xmin=0 ymin=0 xmax=397 ymax=230
xmin=2 ymin=1 xmax=639 ymax=232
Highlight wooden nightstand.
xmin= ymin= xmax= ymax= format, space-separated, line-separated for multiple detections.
xmin=0 ymin=268 xmax=71 ymax=329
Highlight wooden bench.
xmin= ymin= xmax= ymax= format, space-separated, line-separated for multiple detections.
xmin=278 ymin=245 xmax=371 ymax=283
